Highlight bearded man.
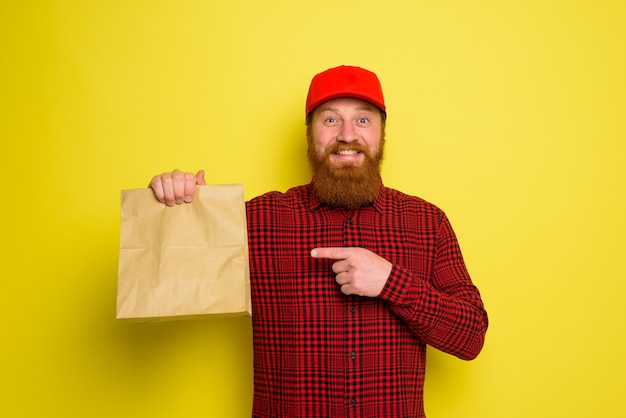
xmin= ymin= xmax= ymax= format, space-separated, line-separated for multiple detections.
xmin=150 ymin=65 xmax=488 ymax=418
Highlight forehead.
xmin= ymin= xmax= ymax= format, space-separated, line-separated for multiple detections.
xmin=315 ymin=97 xmax=379 ymax=114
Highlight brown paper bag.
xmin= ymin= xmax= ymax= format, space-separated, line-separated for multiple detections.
xmin=116 ymin=184 xmax=251 ymax=322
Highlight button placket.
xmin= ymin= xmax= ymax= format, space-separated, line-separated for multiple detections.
xmin=343 ymin=209 xmax=361 ymax=416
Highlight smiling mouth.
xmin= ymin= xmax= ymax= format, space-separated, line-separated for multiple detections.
xmin=335 ymin=149 xmax=361 ymax=156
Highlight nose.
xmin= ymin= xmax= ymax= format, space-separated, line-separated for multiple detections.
xmin=337 ymin=122 xmax=357 ymax=143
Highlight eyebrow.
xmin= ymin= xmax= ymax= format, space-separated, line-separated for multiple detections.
xmin=318 ymin=104 xmax=377 ymax=113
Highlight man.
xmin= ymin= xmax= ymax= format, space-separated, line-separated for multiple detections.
xmin=150 ymin=65 xmax=488 ymax=417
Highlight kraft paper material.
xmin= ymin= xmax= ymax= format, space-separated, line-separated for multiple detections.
xmin=116 ymin=184 xmax=251 ymax=322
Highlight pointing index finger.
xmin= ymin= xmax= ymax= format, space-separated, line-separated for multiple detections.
xmin=311 ymin=247 xmax=351 ymax=260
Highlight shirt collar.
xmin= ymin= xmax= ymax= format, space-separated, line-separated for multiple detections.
xmin=306 ymin=182 xmax=387 ymax=215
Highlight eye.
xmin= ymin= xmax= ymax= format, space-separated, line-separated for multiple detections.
xmin=325 ymin=117 xmax=337 ymax=123
xmin=358 ymin=117 xmax=369 ymax=124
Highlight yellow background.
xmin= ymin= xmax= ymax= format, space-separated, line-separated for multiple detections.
xmin=2 ymin=1 xmax=625 ymax=417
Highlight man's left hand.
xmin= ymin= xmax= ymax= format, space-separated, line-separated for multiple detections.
xmin=311 ymin=247 xmax=392 ymax=297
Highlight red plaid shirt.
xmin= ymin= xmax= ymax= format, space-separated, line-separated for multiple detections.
xmin=246 ymin=184 xmax=488 ymax=418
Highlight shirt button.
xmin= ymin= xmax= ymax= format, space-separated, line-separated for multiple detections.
xmin=347 ymin=217 xmax=353 ymax=224
xmin=350 ymin=399 xmax=357 ymax=407
xmin=350 ymin=306 xmax=356 ymax=313
xmin=350 ymin=352 xmax=356 ymax=360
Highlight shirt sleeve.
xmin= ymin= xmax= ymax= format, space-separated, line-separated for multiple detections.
xmin=377 ymin=214 xmax=488 ymax=360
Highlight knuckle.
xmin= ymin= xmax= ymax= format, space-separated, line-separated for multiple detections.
xmin=150 ymin=177 xmax=161 ymax=188
xmin=161 ymin=174 xmax=174 ymax=186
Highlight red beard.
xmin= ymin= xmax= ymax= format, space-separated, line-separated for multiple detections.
xmin=307 ymin=139 xmax=385 ymax=208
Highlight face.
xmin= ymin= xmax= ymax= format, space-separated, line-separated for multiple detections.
xmin=307 ymin=97 xmax=386 ymax=208
xmin=307 ymin=97 xmax=384 ymax=168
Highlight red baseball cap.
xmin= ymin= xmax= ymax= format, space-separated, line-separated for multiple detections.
xmin=305 ymin=65 xmax=386 ymax=118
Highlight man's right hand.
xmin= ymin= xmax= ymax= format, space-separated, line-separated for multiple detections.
xmin=149 ymin=169 xmax=206 ymax=206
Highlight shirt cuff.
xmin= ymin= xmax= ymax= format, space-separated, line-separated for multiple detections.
xmin=377 ymin=264 xmax=413 ymax=306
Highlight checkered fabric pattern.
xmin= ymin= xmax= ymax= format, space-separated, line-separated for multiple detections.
xmin=246 ymin=184 xmax=488 ymax=418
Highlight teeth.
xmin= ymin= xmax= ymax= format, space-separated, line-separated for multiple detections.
xmin=336 ymin=150 xmax=359 ymax=155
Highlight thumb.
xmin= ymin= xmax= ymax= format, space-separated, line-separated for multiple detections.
xmin=196 ymin=170 xmax=207 ymax=185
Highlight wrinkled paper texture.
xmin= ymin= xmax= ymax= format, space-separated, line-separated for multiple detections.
xmin=116 ymin=185 xmax=251 ymax=321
